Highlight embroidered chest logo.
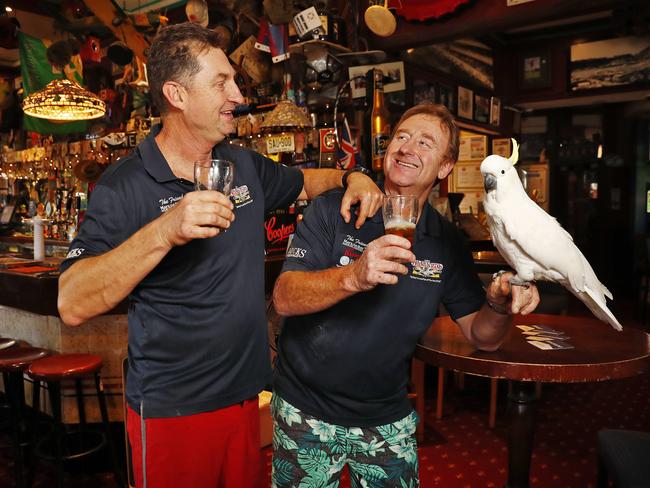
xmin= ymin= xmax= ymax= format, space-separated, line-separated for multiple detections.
xmin=338 ymin=234 xmax=367 ymax=266
xmin=159 ymin=195 xmax=183 ymax=213
xmin=410 ymin=260 xmax=443 ymax=283
xmin=231 ymin=184 xmax=253 ymax=208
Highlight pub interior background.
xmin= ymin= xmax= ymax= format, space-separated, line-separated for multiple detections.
xmin=0 ymin=0 xmax=650 ymax=486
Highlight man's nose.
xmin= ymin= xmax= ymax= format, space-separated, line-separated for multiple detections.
xmin=399 ymin=139 xmax=418 ymax=155
xmin=228 ymin=81 xmax=244 ymax=104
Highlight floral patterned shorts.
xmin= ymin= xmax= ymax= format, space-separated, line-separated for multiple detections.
xmin=271 ymin=394 xmax=420 ymax=488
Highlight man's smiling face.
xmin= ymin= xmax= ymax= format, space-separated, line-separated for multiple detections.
xmin=383 ymin=113 xmax=454 ymax=197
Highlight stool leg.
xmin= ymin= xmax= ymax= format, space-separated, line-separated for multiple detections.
xmin=75 ymin=379 xmax=86 ymax=425
xmin=47 ymin=381 xmax=64 ymax=488
xmin=95 ymin=373 xmax=125 ymax=488
xmin=7 ymin=371 xmax=26 ymax=488
xmin=27 ymin=378 xmax=41 ymax=488
xmin=75 ymin=378 xmax=87 ymax=453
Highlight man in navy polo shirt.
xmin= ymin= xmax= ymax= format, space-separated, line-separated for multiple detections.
xmin=272 ymin=103 xmax=540 ymax=486
xmin=57 ymin=23 xmax=382 ymax=488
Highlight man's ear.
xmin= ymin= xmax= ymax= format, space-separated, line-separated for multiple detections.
xmin=161 ymin=81 xmax=186 ymax=110
xmin=438 ymin=159 xmax=455 ymax=180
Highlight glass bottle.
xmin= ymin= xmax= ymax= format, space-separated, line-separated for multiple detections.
xmin=371 ymin=69 xmax=390 ymax=175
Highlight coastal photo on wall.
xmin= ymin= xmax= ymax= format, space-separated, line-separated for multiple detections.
xmin=570 ymin=35 xmax=650 ymax=91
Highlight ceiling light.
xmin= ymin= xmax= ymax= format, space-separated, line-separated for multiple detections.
xmin=5 ymin=6 xmax=12 ymax=12
xmin=22 ymin=78 xmax=106 ymax=121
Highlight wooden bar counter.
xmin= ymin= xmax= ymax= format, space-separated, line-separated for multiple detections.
xmin=0 ymin=254 xmax=129 ymax=423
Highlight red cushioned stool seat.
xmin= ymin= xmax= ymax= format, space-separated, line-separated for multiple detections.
xmin=25 ymin=353 xmax=125 ymax=488
xmin=27 ymin=354 xmax=103 ymax=380
xmin=0 ymin=347 xmax=49 ymax=372
xmin=0 ymin=338 xmax=17 ymax=350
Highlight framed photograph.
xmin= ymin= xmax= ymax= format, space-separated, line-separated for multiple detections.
xmin=348 ymin=61 xmax=406 ymax=98
xmin=492 ymin=138 xmax=511 ymax=157
xmin=474 ymin=94 xmax=489 ymax=123
xmin=457 ymin=86 xmax=473 ymax=119
xmin=518 ymin=163 xmax=549 ymax=211
xmin=412 ymin=80 xmax=436 ymax=105
xmin=437 ymin=83 xmax=456 ymax=114
xmin=489 ymin=97 xmax=501 ymax=126
xmin=519 ymin=49 xmax=551 ymax=89
xmin=570 ymin=36 xmax=650 ymax=91
xmin=459 ymin=134 xmax=487 ymax=161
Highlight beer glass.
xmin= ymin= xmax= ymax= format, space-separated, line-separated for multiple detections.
xmin=382 ymin=194 xmax=418 ymax=244
xmin=194 ymin=159 xmax=235 ymax=195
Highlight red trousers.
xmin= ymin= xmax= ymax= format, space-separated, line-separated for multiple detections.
xmin=126 ymin=398 xmax=263 ymax=488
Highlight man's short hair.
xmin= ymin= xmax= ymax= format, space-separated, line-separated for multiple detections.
xmin=391 ymin=103 xmax=460 ymax=164
xmin=148 ymin=22 xmax=223 ymax=114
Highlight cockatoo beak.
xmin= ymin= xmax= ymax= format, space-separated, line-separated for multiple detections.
xmin=484 ymin=174 xmax=497 ymax=193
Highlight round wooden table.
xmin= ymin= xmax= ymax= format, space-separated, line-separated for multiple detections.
xmin=415 ymin=313 xmax=650 ymax=488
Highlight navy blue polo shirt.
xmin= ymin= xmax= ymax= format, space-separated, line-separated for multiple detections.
xmin=61 ymin=125 xmax=303 ymax=418
xmin=274 ymin=188 xmax=485 ymax=427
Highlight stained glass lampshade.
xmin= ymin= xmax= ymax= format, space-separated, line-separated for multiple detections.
xmin=22 ymin=78 xmax=106 ymax=121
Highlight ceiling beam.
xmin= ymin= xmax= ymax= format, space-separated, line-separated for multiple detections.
xmin=80 ymin=0 xmax=150 ymax=60
xmin=367 ymin=0 xmax=624 ymax=51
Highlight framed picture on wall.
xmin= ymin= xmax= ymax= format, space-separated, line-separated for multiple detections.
xmin=348 ymin=61 xmax=406 ymax=98
xmin=492 ymin=138 xmax=511 ymax=157
xmin=570 ymin=36 xmax=650 ymax=91
xmin=519 ymin=49 xmax=552 ymax=89
xmin=474 ymin=94 xmax=489 ymax=123
xmin=437 ymin=83 xmax=456 ymax=113
xmin=412 ymin=79 xmax=436 ymax=105
xmin=457 ymin=86 xmax=473 ymax=119
xmin=490 ymin=97 xmax=501 ymax=126
xmin=459 ymin=134 xmax=487 ymax=161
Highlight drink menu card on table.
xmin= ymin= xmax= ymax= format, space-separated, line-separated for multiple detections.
xmin=517 ymin=324 xmax=575 ymax=350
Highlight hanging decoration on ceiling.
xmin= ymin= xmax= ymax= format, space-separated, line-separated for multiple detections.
xmin=186 ymin=0 xmax=209 ymax=28
xmin=395 ymin=0 xmax=471 ymax=22
xmin=364 ymin=0 xmax=397 ymax=37
xmin=18 ymin=32 xmax=89 ymax=134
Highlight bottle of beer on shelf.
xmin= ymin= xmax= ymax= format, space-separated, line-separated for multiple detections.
xmin=370 ymin=68 xmax=390 ymax=176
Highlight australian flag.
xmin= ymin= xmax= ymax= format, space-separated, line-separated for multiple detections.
xmin=337 ymin=115 xmax=361 ymax=169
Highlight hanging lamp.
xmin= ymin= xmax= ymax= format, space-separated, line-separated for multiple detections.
xmin=22 ymin=78 xmax=106 ymax=121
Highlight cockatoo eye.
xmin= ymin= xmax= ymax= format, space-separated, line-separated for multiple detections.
xmin=501 ymin=170 xmax=505 ymax=174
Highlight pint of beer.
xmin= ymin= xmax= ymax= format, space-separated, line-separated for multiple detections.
xmin=382 ymin=194 xmax=418 ymax=244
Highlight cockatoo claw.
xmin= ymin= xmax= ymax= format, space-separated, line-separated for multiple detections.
xmin=509 ymin=276 xmax=531 ymax=288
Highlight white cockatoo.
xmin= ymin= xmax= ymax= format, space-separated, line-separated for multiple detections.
xmin=480 ymin=139 xmax=622 ymax=330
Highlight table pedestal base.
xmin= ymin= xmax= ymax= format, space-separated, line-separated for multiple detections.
xmin=506 ymin=381 xmax=537 ymax=488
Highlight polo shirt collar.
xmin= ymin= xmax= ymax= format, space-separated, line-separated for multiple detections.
xmin=139 ymin=124 xmax=178 ymax=183
xmin=368 ymin=181 xmax=442 ymax=238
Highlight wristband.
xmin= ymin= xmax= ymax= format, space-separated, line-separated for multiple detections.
xmin=342 ymin=166 xmax=372 ymax=189
xmin=486 ymin=299 xmax=510 ymax=315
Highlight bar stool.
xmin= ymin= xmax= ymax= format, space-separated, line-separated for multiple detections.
xmin=0 ymin=346 xmax=49 ymax=488
xmin=27 ymin=353 xmax=125 ymax=488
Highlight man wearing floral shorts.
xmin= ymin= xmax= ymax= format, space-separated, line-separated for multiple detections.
xmin=272 ymin=395 xmax=419 ymax=486
xmin=271 ymin=104 xmax=539 ymax=487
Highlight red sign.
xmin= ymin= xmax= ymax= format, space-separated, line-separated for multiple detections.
xmin=264 ymin=208 xmax=297 ymax=256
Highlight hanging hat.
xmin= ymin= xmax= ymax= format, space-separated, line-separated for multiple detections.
xmin=73 ymin=159 xmax=103 ymax=182
xmin=107 ymin=42 xmax=134 ymax=66
xmin=46 ymin=40 xmax=73 ymax=69
xmin=186 ymin=0 xmax=209 ymax=28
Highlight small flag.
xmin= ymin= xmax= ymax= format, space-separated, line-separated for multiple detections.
xmin=337 ymin=116 xmax=360 ymax=170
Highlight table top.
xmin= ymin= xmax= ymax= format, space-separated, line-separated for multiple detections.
xmin=415 ymin=314 xmax=650 ymax=383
